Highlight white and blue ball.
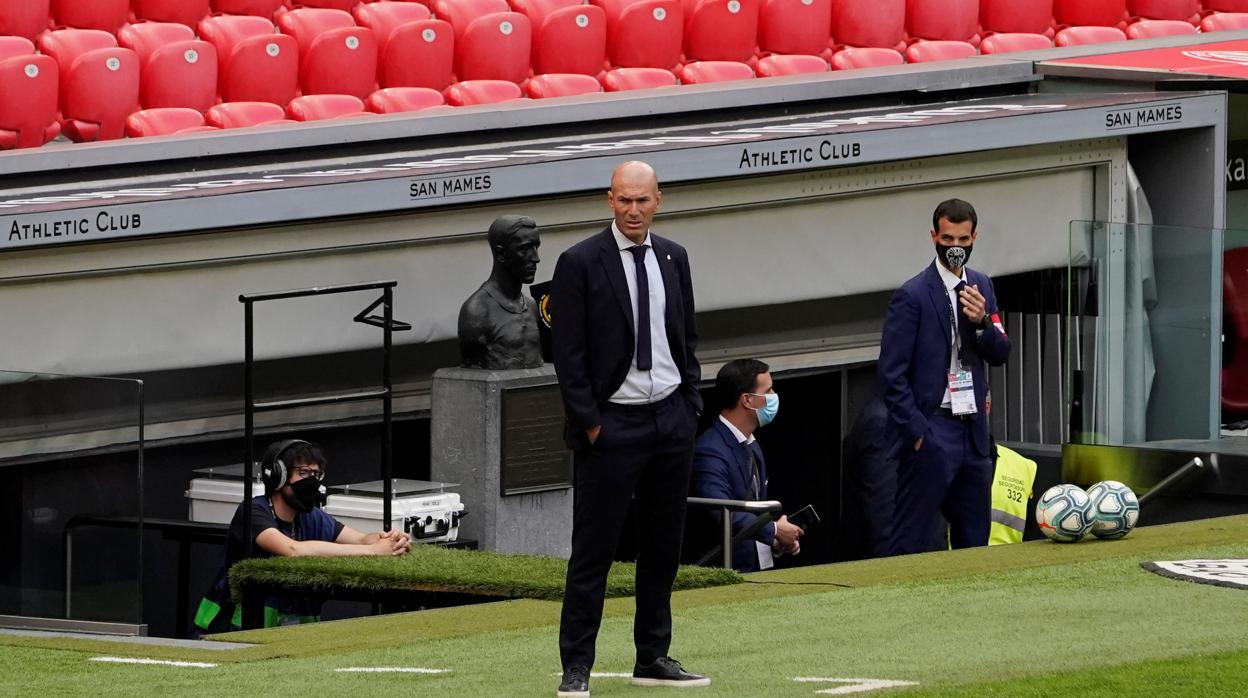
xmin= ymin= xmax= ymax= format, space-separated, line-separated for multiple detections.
xmin=1035 ymin=484 xmax=1094 ymax=543
xmin=1084 ymin=480 xmax=1140 ymax=540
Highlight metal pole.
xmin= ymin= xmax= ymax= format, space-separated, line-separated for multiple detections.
xmin=136 ymin=380 xmax=145 ymax=627
xmin=243 ymin=301 xmax=254 ymax=558
xmin=721 ymin=507 xmax=732 ymax=569
xmin=382 ymin=288 xmax=393 ymax=532
xmin=1138 ymin=457 xmax=1205 ymax=507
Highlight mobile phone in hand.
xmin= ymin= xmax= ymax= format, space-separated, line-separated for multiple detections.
xmin=787 ymin=504 xmax=820 ymax=531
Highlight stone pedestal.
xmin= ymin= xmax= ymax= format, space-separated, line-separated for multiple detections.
xmin=430 ymin=365 xmax=572 ymax=558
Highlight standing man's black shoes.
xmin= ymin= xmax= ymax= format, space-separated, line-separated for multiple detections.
xmin=557 ymin=665 xmax=590 ymax=697
xmin=631 ymin=657 xmax=711 ymax=687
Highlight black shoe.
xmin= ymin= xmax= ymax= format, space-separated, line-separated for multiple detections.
xmin=631 ymin=657 xmax=710 ymax=688
xmin=557 ymin=665 xmax=590 ymax=697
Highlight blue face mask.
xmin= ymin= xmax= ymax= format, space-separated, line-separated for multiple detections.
xmin=749 ymin=392 xmax=779 ymax=427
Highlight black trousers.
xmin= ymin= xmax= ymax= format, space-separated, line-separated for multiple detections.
xmin=559 ymin=391 xmax=697 ymax=671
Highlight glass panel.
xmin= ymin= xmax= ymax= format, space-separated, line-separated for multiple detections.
xmin=0 ymin=370 xmax=144 ymax=627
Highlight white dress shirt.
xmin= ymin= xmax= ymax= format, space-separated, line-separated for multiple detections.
xmin=935 ymin=259 xmax=967 ymax=408
xmin=608 ymin=222 xmax=681 ymax=405
xmin=718 ymin=415 xmax=775 ymax=569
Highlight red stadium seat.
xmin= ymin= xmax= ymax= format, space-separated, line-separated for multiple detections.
xmin=679 ymin=60 xmax=755 ymax=83
xmin=366 ymin=86 xmax=445 ymax=112
xmin=292 ymin=0 xmax=360 ymax=10
xmin=443 ymin=79 xmax=524 ymax=105
xmin=595 ymin=0 xmax=684 ymax=69
xmin=1205 ymin=0 xmax=1248 ymax=10
xmin=906 ymin=0 xmax=978 ymax=42
xmin=979 ymin=32 xmax=1053 ymax=54
xmin=0 ymin=39 xmax=60 ymax=149
xmin=51 ymin=0 xmax=128 ymax=32
xmin=1127 ymin=0 xmax=1198 ymax=20
xmin=830 ymin=46 xmax=904 ymax=69
xmin=1053 ymin=0 xmax=1127 ymax=27
xmin=126 ymin=107 xmax=218 ymax=137
xmin=1054 ymin=25 xmax=1127 ymax=45
xmin=682 ymin=0 xmax=760 ymax=63
xmin=520 ymin=0 xmax=607 ymax=76
xmin=1202 ymin=12 xmax=1248 ymax=30
xmin=353 ymin=0 xmax=432 ymax=43
xmin=457 ymin=13 xmax=531 ymax=83
xmin=206 ymin=101 xmax=296 ymax=128
xmin=0 ymin=0 xmax=51 ymax=41
xmin=905 ymin=40 xmax=977 ymax=63
xmin=287 ymin=94 xmax=371 ymax=120
xmin=38 ymin=29 xmax=139 ymax=142
xmin=979 ymin=0 xmax=1053 ymax=34
xmin=757 ymin=0 xmax=830 ymax=56
xmin=132 ymin=0 xmax=211 ymax=28
xmin=118 ymin=22 xmax=218 ymax=112
xmin=278 ymin=8 xmax=378 ymax=98
xmin=755 ymin=53 xmax=827 ymax=76
xmin=199 ymin=15 xmax=298 ymax=104
xmin=373 ymin=19 xmax=454 ymax=89
xmin=600 ymin=66 xmax=678 ymax=90
xmin=1126 ymin=18 xmax=1197 ymax=36
xmin=211 ymin=0 xmax=285 ymax=17
xmin=831 ymin=0 xmax=904 ymax=50
xmin=434 ymin=0 xmax=507 ymax=41
xmin=525 ymin=73 xmax=603 ymax=98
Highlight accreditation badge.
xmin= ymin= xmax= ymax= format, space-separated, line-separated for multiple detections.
xmin=948 ymin=369 xmax=977 ymax=416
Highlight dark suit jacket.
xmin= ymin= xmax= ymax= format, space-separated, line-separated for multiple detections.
xmin=877 ymin=263 xmax=1011 ymax=459
xmin=551 ymin=225 xmax=702 ymax=448
xmin=691 ymin=418 xmax=775 ymax=572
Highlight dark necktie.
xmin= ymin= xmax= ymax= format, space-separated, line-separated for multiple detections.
xmin=629 ymin=245 xmax=652 ymax=371
xmin=746 ymin=443 xmax=761 ymax=499
xmin=953 ymin=280 xmax=973 ymax=363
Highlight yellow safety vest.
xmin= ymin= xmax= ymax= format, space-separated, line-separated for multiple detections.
xmin=988 ymin=445 xmax=1038 ymax=545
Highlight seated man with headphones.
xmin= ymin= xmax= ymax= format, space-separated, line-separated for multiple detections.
xmin=191 ymin=439 xmax=410 ymax=637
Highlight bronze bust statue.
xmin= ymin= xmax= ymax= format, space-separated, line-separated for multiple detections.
xmin=458 ymin=215 xmax=545 ymax=370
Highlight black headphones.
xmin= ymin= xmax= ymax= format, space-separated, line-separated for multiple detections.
xmin=260 ymin=439 xmax=311 ymax=495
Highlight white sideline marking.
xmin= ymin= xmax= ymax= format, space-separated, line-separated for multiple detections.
xmin=793 ymin=678 xmax=920 ymax=695
xmin=335 ymin=667 xmax=450 ymax=674
xmin=90 ymin=657 xmax=217 ymax=669
xmin=549 ymin=671 xmax=633 ymax=678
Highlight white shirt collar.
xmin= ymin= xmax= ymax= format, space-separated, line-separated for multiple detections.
xmin=612 ymin=221 xmax=651 ymax=250
xmin=719 ymin=414 xmax=755 ymax=445
xmin=934 ymin=258 xmax=966 ymax=292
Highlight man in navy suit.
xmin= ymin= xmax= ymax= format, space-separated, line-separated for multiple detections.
xmin=552 ymin=161 xmax=708 ymax=697
xmin=691 ymin=359 xmax=803 ymax=572
xmin=878 ymin=199 xmax=1011 ymax=556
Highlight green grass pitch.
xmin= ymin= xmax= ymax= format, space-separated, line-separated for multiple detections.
xmin=3 ymin=515 xmax=1248 ymax=697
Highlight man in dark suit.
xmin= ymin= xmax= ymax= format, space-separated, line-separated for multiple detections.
xmin=691 ymin=359 xmax=803 ymax=572
xmin=551 ymin=161 xmax=708 ymax=697
xmin=878 ymin=199 xmax=1011 ymax=556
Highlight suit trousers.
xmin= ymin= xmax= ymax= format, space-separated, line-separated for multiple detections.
xmin=889 ymin=411 xmax=992 ymax=555
xmin=559 ymin=391 xmax=696 ymax=671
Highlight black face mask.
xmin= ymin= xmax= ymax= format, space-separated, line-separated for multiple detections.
xmin=281 ymin=476 xmax=322 ymax=513
xmin=936 ymin=242 xmax=972 ymax=270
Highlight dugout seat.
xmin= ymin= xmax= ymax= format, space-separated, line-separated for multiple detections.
xmin=594 ymin=0 xmax=684 ymax=69
xmin=757 ymin=0 xmax=830 ymax=57
xmin=679 ymin=60 xmax=755 ymax=83
xmin=831 ymin=0 xmax=904 ymax=50
xmin=435 ymin=0 xmax=531 ymax=83
xmin=979 ymin=33 xmax=1053 ymax=54
xmin=366 ymin=86 xmax=445 ymax=113
xmin=1055 ymin=25 xmax=1127 ymax=45
xmin=206 ymin=101 xmax=296 ymax=128
xmin=0 ymin=38 xmax=61 ymax=149
xmin=906 ymin=0 xmax=979 ymax=42
xmin=1223 ymin=247 xmax=1248 ymax=421
xmin=286 ymin=94 xmax=371 ymax=120
xmin=51 ymin=0 xmax=128 ymax=32
xmin=1127 ymin=0 xmax=1198 ymax=20
xmin=0 ymin=0 xmax=51 ymax=41
xmin=517 ymin=0 xmax=606 ymax=76
xmin=979 ymin=0 xmax=1053 ymax=34
xmin=755 ymin=53 xmax=827 ymax=76
xmin=1126 ymin=18 xmax=1197 ymax=36
xmin=38 ymin=29 xmax=139 ymax=142
xmin=830 ymin=47 xmax=904 ymax=70
xmin=905 ymin=40 xmax=977 ymax=63
xmin=1053 ymin=0 xmax=1127 ymax=27
xmin=600 ymin=66 xmax=678 ymax=90
xmin=210 ymin=0 xmax=285 ymax=17
xmin=199 ymin=15 xmax=298 ymax=104
xmin=525 ymin=72 xmax=603 ymax=98
xmin=1202 ymin=12 xmax=1248 ymax=30
xmin=132 ymin=0 xmax=211 ymax=28
xmin=278 ymin=8 xmax=378 ymax=98
xmin=681 ymin=0 xmax=760 ymax=63
xmin=118 ymin=22 xmax=218 ymax=112
xmin=443 ymin=79 xmax=524 ymax=105
xmin=126 ymin=107 xmax=218 ymax=137
xmin=353 ymin=5 xmax=453 ymax=89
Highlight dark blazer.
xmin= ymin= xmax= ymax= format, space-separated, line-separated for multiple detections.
xmin=691 ymin=418 xmax=775 ymax=572
xmin=878 ymin=263 xmax=1011 ymax=459
xmin=551 ymin=225 xmax=702 ymax=447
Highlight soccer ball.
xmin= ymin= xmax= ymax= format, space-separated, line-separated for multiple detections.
xmin=1035 ymin=484 xmax=1093 ymax=543
xmin=1085 ymin=480 xmax=1140 ymax=539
